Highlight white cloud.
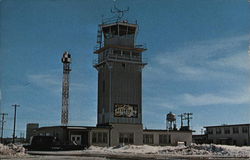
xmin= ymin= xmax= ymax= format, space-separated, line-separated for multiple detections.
xmin=178 ymin=86 xmax=250 ymax=107
xmin=143 ymin=34 xmax=250 ymax=108
xmin=149 ymin=34 xmax=250 ymax=81
xmin=209 ymin=52 xmax=250 ymax=71
xmin=27 ymin=72 xmax=89 ymax=94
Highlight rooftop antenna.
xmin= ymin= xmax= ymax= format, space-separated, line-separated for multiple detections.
xmin=110 ymin=4 xmax=129 ymax=21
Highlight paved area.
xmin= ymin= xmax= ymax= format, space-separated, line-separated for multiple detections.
xmin=0 ymin=155 xmax=107 ymax=160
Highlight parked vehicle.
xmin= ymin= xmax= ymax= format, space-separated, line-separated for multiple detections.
xmin=23 ymin=136 xmax=85 ymax=151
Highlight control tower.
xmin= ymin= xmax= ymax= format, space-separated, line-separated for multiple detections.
xmin=93 ymin=8 xmax=147 ymax=126
xmin=93 ymin=7 xmax=147 ymax=145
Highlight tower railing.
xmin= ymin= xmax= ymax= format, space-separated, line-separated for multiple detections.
xmin=93 ymin=54 xmax=147 ymax=67
xmin=94 ymin=43 xmax=147 ymax=52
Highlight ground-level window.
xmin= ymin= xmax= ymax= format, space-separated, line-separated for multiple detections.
xmin=216 ymin=128 xmax=221 ymax=134
xmin=224 ymin=128 xmax=230 ymax=134
xmin=159 ymin=134 xmax=171 ymax=145
xmin=119 ymin=133 xmax=134 ymax=144
xmin=207 ymin=128 xmax=213 ymax=134
xmin=233 ymin=140 xmax=237 ymax=145
xmin=233 ymin=127 xmax=239 ymax=134
xmin=242 ymin=127 xmax=248 ymax=133
xmin=244 ymin=139 xmax=248 ymax=145
xmin=143 ymin=134 xmax=154 ymax=144
xmin=92 ymin=132 xmax=108 ymax=144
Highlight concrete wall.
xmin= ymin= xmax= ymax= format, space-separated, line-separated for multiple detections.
xmin=110 ymin=124 xmax=143 ymax=146
xmin=143 ymin=130 xmax=192 ymax=146
xmin=97 ymin=54 xmax=143 ymax=125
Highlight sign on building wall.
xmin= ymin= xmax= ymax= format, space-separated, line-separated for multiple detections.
xmin=114 ymin=104 xmax=138 ymax=118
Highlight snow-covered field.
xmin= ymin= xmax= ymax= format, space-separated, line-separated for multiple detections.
xmin=84 ymin=144 xmax=250 ymax=158
xmin=1 ymin=143 xmax=250 ymax=159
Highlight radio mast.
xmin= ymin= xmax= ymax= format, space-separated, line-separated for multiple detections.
xmin=61 ymin=51 xmax=71 ymax=126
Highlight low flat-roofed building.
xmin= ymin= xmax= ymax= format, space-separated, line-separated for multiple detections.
xmin=35 ymin=125 xmax=192 ymax=147
xmin=204 ymin=124 xmax=250 ymax=146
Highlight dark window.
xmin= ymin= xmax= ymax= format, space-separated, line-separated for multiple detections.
xmin=143 ymin=134 xmax=154 ymax=144
xmin=233 ymin=140 xmax=237 ymax=145
xmin=122 ymin=63 xmax=126 ymax=68
xmin=77 ymin=137 xmax=80 ymax=141
xmin=159 ymin=134 xmax=170 ymax=145
xmin=103 ymin=132 xmax=107 ymax=143
xmin=233 ymin=127 xmax=239 ymax=134
xmin=127 ymin=26 xmax=136 ymax=35
xmin=119 ymin=25 xmax=128 ymax=36
xmin=122 ymin=51 xmax=130 ymax=59
xmin=244 ymin=139 xmax=248 ymax=145
xmin=224 ymin=128 xmax=230 ymax=134
xmin=111 ymin=25 xmax=118 ymax=35
xmin=216 ymin=128 xmax=221 ymax=134
xmin=242 ymin=127 xmax=248 ymax=133
xmin=113 ymin=50 xmax=121 ymax=55
xmin=92 ymin=132 xmax=108 ymax=144
xmin=207 ymin=129 xmax=213 ymax=134
xmin=129 ymin=134 xmax=134 ymax=143
xmin=103 ymin=27 xmax=111 ymax=39
xmin=98 ymin=132 xmax=102 ymax=142
xmin=119 ymin=133 xmax=134 ymax=144
xmin=92 ymin=132 xmax=97 ymax=143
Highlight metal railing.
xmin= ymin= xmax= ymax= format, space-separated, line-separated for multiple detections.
xmin=94 ymin=43 xmax=147 ymax=52
xmin=93 ymin=54 xmax=147 ymax=66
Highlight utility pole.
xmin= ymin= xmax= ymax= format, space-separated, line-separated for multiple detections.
xmin=12 ymin=104 xmax=20 ymax=144
xmin=178 ymin=114 xmax=184 ymax=128
xmin=183 ymin=112 xmax=193 ymax=130
xmin=0 ymin=113 xmax=8 ymax=143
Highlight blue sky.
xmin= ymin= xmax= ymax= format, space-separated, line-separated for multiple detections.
xmin=0 ymin=0 xmax=250 ymax=137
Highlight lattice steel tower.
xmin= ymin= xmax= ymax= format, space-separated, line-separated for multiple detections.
xmin=61 ymin=51 xmax=71 ymax=126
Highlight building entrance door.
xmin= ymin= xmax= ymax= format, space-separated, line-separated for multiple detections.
xmin=71 ymin=135 xmax=81 ymax=145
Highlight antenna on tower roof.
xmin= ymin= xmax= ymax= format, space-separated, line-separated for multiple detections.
xmin=110 ymin=5 xmax=129 ymax=21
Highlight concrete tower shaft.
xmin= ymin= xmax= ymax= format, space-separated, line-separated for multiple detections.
xmin=94 ymin=20 xmax=147 ymax=126
xmin=61 ymin=51 xmax=71 ymax=126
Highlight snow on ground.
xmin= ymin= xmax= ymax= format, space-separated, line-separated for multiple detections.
xmin=0 ymin=143 xmax=26 ymax=156
xmin=85 ymin=144 xmax=250 ymax=158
